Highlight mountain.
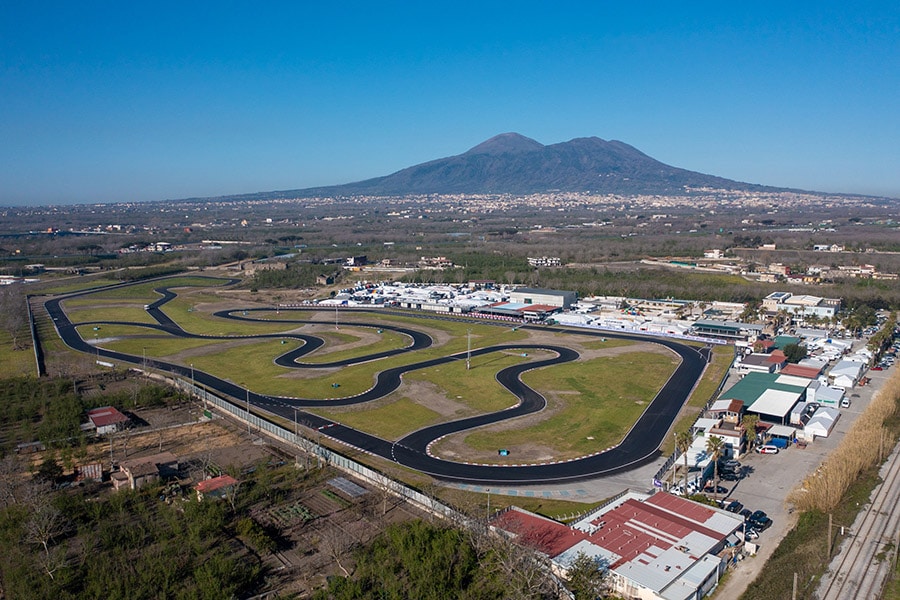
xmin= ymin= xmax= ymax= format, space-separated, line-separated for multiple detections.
xmin=224 ymin=133 xmax=791 ymax=201
xmin=290 ymin=133 xmax=785 ymax=197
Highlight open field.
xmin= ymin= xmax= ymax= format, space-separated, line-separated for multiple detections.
xmin=431 ymin=349 xmax=678 ymax=462
xmin=64 ymin=303 xmax=159 ymax=324
xmin=0 ymin=328 xmax=34 ymax=377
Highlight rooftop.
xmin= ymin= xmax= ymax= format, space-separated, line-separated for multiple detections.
xmin=87 ymin=406 xmax=129 ymax=428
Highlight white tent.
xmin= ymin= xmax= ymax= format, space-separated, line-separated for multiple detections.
xmin=805 ymin=407 xmax=840 ymax=439
xmin=830 ymin=359 xmax=866 ymax=389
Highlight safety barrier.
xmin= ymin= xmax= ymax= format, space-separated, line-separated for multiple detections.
xmin=175 ymin=378 xmax=468 ymax=524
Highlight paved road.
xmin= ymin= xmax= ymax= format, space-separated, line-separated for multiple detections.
xmin=44 ymin=276 xmax=710 ymax=485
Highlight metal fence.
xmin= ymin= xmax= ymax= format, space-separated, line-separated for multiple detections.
xmin=174 ymin=377 xmax=467 ymax=524
xmin=25 ymin=295 xmax=45 ymax=376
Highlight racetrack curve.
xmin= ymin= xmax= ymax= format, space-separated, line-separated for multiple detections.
xmin=43 ymin=276 xmax=710 ymax=485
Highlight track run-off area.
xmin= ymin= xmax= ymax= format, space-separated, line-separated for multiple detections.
xmin=43 ymin=276 xmax=712 ymax=486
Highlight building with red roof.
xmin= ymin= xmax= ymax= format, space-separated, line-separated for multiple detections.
xmin=780 ymin=363 xmax=824 ymax=379
xmin=492 ymin=491 xmax=742 ymax=600
xmin=86 ymin=406 xmax=129 ymax=435
xmin=195 ymin=475 xmax=239 ymax=501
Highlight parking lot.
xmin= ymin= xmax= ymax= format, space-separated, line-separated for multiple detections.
xmin=713 ymin=353 xmax=893 ymax=593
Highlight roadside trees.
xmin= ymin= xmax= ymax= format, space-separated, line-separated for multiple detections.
xmin=675 ymin=431 xmax=693 ymax=496
xmin=705 ymin=435 xmax=725 ymax=501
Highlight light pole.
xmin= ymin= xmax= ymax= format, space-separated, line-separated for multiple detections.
xmin=486 ymin=488 xmax=491 ymax=520
xmin=466 ymin=329 xmax=471 ymax=370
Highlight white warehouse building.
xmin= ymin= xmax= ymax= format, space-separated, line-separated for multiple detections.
xmin=508 ymin=287 xmax=577 ymax=309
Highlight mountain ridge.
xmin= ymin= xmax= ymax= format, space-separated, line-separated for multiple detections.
xmin=192 ymin=133 xmax=821 ymax=202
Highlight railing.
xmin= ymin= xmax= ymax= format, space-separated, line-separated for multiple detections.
xmin=173 ymin=377 xmax=467 ymax=524
xmin=25 ymin=295 xmax=45 ymax=376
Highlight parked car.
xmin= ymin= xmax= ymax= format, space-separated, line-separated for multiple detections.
xmin=725 ymin=500 xmax=744 ymax=513
xmin=742 ymin=527 xmax=759 ymax=540
xmin=840 ymin=397 xmax=851 ymax=408
xmin=704 ymin=484 xmax=728 ymax=495
xmin=749 ymin=510 xmax=773 ymax=531
xmin=739 ymin=508 xmax=752 ymax=519
xmin=756 ymin=445 xmax=780 ymax=454
xmin=721 ymin=472 xmax=741 ymax=481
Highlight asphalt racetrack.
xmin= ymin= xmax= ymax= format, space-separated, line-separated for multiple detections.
xmin=44 ymin=277 xmax=711 ymax=485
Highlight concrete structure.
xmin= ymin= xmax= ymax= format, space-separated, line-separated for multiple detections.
xmin=736 ymin=354 xmax=776 ymax=375
xmin=746 ymin=388 xmax=804 ymax=425
xmin=112 ymin=452 xmax=178 ymax=491
xmin=691 ymin=320 xmax=763 ymax=342
xmin=761 ymin=291 xmax=840 ymax=320
xmin=508 ymin=287 xmax=577 ymax=309
xmin=527 ymin=256 xmax=562 ymax=267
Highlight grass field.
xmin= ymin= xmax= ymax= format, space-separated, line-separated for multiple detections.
xmin=102 ymin=330 xmax=252 ymax=360
xmin=300 ymin=328 xmax=410 ymax=364
xmin=406 ymin=350 xmax=548 ymax=413
xmin=432 ymin=351 xmax=679 ymax=461
xmin=58 ymin=277 xmax=200 ymax=301
xmin=0 ymin=328 xmax=34 ymax=378
xmin=64 ymin=304 xmax=159 ymax=324
xmin=313 ymin=397 xmax=445 ymax=440
xmin=34 ymin=277 xmax=121 ymax=295
xmin=311 ymin=350 xmax=547 ymax=438
xmin=159 ymin=296 xmax=300 ymax=336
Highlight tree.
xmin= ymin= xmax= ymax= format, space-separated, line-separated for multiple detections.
xmin=675 ymin=431 xmax=693 ymax=496
xmin=23 ymin=484 xmax=69 ymax=579
xmin=566 ymin=551 xmax=606 ymax=600
xmin=36 ymin=456 xmax=63 ymax=484
xmin=783 ymin=342 xmax=807 ymax=363
xmin=705 ymin=435 xmax=725 ymax=500
xmin=741 ymin=414 xmax=759 ymax=453
xmin=0 ymin=284 xmax=27 ymax=350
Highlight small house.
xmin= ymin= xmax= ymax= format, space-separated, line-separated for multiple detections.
xmin=195 ymin=475 xmax=239 ymax=502
xmin=112 ymin=452 xmax=179 ymax=491
xmin=87 ymin=406 xmax=130 ymax=435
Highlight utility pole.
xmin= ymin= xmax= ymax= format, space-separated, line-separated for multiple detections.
xmin=466 ymin=329 xmax=471 ymax=370
xmin=792 ymin=572 xmax=798 ymax=600
xmin=486 ymin=488 xmax=491 ymax=520
xmin=335 ymin=304 xmax=339 ymax=330
xmin=827 ymin=512 xmax=833 ymax=557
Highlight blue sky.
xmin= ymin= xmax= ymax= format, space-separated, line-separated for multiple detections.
xmin=2 ymin=2 xmax=899 ymax=205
